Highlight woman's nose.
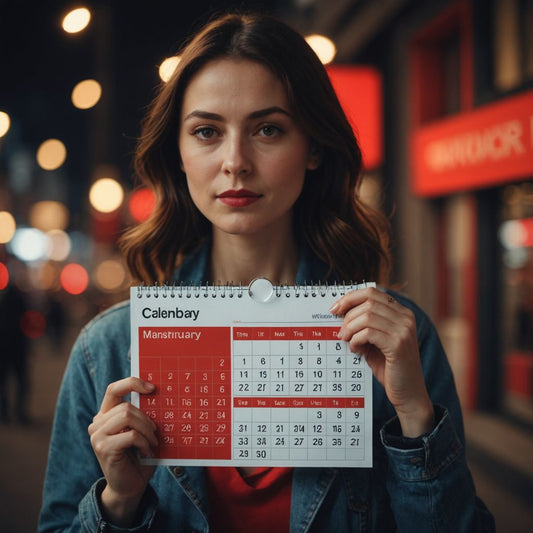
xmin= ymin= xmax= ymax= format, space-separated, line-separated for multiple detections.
xmin=221 ymin=135 xmax=252 ymax=177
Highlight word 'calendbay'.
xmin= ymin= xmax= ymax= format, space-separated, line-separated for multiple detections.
xmin=130 ymin=280 xmax=374 ymax=467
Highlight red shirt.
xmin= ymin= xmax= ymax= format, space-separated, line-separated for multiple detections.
xmin=205 ymin=467 xmax=293 ymax=533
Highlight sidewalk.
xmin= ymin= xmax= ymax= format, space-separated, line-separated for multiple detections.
xmin=1 ymin=333 xmax=532 ymax=532
xmin=465 ymin=411 xmax=533 ymax=532
xmin=0 ymin=335 xmax=69 ymax=533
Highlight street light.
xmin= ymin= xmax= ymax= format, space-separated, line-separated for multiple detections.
xmin=0 ymin=111 xmax=10 ymax=138
xmin=62 ymin=7 xmax=91 ymax=34
xmin=305 ymin=34 xmax=337 ymax=65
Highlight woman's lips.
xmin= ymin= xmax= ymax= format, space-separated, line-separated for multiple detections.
xmin=217 ymin=189 xmax=262 ymax=207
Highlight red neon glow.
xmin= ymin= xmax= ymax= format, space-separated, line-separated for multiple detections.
xmin=327 ymin=65 xmax=383 ymax=170
xmin=129 ymin=188 xmax=156 ymax=222
xmin=0 ymin=262 xmax=8 ymax=290
xmin=20 ymin=310 xmax=46 ymax=339
xmin=60 ymin=263 xmax=89 ymax=295
xmin=518 ymin=218 xmax=533 ymax=248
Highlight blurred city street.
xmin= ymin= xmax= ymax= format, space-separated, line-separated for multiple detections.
xmin=2 ymin=1 xmax=533 ymax=532
xmin=0 ymin=321 xmax=532 ymax=533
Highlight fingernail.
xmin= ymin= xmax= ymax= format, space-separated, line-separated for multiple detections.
xmin=337 ymin=327 xmax=344 ymax=339
xmin=329 ymin=302 xmax=339 ymax=314
xmin=145 ymin=381 xmax=155 ymax=391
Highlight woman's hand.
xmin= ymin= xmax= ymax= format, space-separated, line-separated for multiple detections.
xmin=88 ymin=377 xmax=158 ymax=526
xmin=330 ymin=287 xmax=434 ymax=438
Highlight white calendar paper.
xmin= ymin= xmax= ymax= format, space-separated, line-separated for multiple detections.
xmin=131 ymin=280 xmax=374 ymax=467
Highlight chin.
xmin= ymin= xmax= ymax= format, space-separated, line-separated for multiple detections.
xmin=218 ymin=224 xmax=264 ymax=236
xmin=209 ymin=211 xmax=293 ymax=239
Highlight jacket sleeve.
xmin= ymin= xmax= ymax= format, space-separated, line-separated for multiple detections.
xmin=379 ymin=297 xmax=495 ymax=532
xmin=37 ymin=326 xmax=158 ymax=532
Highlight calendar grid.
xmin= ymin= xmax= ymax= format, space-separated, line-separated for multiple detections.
xmin=232 ymin=326 xmax=367 ymax=463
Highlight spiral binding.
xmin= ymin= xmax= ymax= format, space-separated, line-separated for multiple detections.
xmin=135 ymin=280 xmax=369 ymax=299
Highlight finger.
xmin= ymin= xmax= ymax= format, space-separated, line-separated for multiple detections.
xmin=340 ymin=296 xmax=393 ymax=326
xmin=345 ymin=312 xmax=418 ymax=363
xmin=100 ymin=377 xmax=155 ymax=413
xmin=90 ymin=403 xmax=158 ymax=447
xmin=345 ymin=327 xmax=395 ymax=358
xmin=338 ymin=308 xmax=397 ymax=343
xmin=92 ymin=428 xmax=155 ymax=460
xmin=340 ymin=299 xmax=412 ymax=343
xmin=330 ymin=287 xmax=390 ymax=316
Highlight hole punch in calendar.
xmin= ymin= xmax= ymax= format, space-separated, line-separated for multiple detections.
xmin=130 ymin=279 xmax=373 ymax=467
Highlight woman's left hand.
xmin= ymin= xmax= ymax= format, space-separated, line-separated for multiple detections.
xmin=330 ymin=287 xmax=435 ymax=437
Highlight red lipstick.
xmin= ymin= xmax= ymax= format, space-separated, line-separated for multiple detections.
xmin=217 ymin=189 xmax=262 ymax=207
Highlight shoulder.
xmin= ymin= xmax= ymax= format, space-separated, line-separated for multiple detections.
xmin=81 ymin=300 xmax=131 ymax=342
xmin=72 ymin=300 xmax=132 ymax=379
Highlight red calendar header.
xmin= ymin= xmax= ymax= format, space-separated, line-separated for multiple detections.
xmin=139 ymin=327 xmax=230 ymax=356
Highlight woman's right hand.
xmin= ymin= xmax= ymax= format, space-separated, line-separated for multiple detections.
xmin=88 ymin=377 xmax=159 ymax=526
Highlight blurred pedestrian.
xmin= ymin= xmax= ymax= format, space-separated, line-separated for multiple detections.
xmin=0 ymin=281 xmax=31 ymax=423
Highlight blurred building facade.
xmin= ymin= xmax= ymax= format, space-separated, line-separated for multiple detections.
xmin=290 ymin=0 xmax=533 ymax=428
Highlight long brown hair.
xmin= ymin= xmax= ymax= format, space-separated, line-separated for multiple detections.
xmin=120 ymin=12 xmax=391 ymax=284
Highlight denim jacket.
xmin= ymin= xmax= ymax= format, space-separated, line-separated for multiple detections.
xmin=39 ymin=244 xmax=494 ymax=532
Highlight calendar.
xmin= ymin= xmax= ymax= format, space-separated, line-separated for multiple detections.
xmin=131 ymin=279 xmax=373 ymax=467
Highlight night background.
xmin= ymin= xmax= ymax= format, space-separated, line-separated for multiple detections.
xmin=1 ymin=1 xmax=532 ymax=531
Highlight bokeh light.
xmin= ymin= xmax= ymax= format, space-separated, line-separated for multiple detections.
xmin=72 ymin=79 xmax=102 ymax=109
xmin=36 ymin=139 xmax=67 ymax=170
xmin=29 ymin=201 xmax=69 ymax=232
xmin=20 ymin=310 xmax=47 ymax=339
xmin=46 ymin=229 xmax=72 ymax=261
xmin=60 ymin=263 xmax=89 ymax=294
xmin=305 ymin=34 xmax=337 ymax=64
xmin=158 ymin=56 xmax=181 ymax=82
xmin=62 ymin=7 xmax=91 ymax=33
xmin=0 ymin=262 xmax=9 ymax=290
xmin=0 ymin=111 xmax=10 ymax=138
xmin=94 ymin=259 xmax=127 ymax=292
xmin=89 ymin=178 xmax=124 ymax=213
xmin=8 ymin=228 xmax=48 ymax=262
xmin=129 ymin=188 xmax=156 ymax=222
xmin=499 ymin=220 xmax=527 ymax=249
xmin=0 ymin=211 xmax=16 ymax=243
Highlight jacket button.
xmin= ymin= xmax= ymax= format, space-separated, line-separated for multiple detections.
xmin=173 ymin=466 xmax=185 ymax=476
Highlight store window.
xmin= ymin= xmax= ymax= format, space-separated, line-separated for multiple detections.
xmin=493 ymin=0 xmax=533 ymax=91
xmin=499 ymin=180 xmax=533 ymax=424
xmin=409 ymin=1 xmax=478 ymax=407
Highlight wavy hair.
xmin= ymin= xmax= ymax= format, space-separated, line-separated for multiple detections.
xmin=120 ymin=12 xmax=391 ymax=284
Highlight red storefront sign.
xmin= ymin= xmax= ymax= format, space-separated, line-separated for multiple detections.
xmin=411 ymin=89 xmax=533 ymax=196
xmin=327 ymin=65 xmax=382 ymax=170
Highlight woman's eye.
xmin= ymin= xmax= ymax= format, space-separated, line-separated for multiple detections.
xmin=258 ymin=125 xmax=282 ymax=137
xmin=193 ymin=127 xmax=218 ymax=140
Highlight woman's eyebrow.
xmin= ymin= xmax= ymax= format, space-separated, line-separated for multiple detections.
xmin=183 ymin=106 xmax=292 ymax=122
xmin=248 ymin=106 xmax=292 ymax=120
xmin=183 ymin=110 xmax=223 ymax=122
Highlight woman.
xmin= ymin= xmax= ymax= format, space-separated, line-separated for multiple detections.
xmin=39 ymin=12 xmax=494 ymax=532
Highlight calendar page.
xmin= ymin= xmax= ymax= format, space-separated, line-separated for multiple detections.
xmin=131 ymin=280 xmax=374 ymax=467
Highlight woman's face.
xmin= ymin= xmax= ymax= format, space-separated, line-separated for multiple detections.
xmin=178 ymin=58 xmax=318 ymax=239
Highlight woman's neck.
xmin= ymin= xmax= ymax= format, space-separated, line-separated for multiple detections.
xmin=209 ymin=228 xmax=299 ymax=286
